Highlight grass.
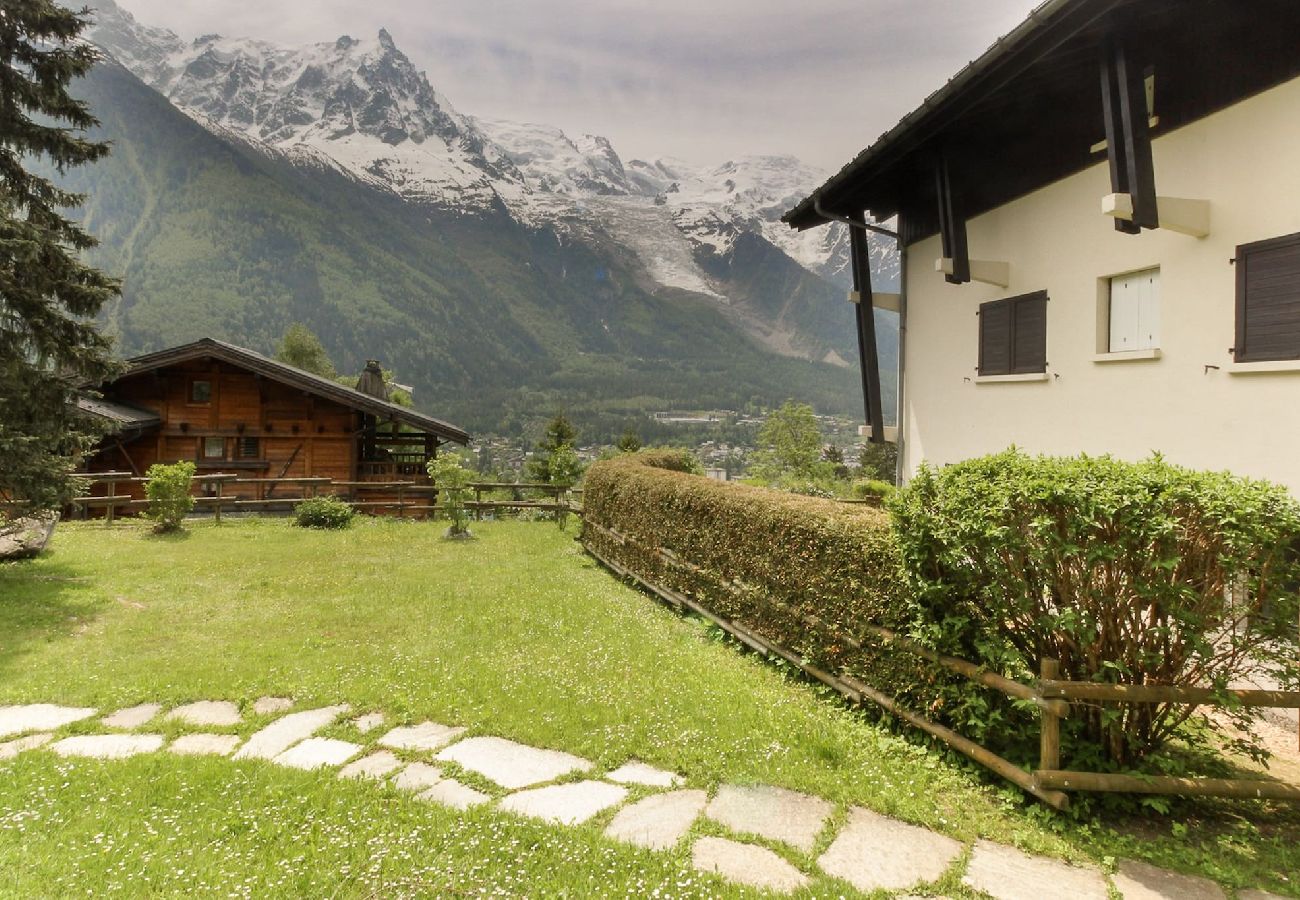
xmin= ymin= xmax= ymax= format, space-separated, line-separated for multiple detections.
xmin=0 ymin=518 xmax=1297 ymax=897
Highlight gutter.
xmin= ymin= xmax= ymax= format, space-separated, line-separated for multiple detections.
xmin=813 ymin=196 xmax=898 ymax=238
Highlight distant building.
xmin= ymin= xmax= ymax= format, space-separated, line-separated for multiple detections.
xmin=786 ymin=0 xmax=1300 ymax=493
xmin=704 ymin=468 xmax=729 ymax=482
xmin=78 ymin=338 xmax=469 ymax=507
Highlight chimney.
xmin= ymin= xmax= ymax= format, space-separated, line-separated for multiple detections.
xmin=356 ymin=360 xmax=389 ymax=400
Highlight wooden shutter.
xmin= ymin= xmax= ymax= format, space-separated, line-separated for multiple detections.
xmin=1012 ymin=292 xmax=1048 ymax=373
xmin=979 ymin=299 xmax=1013 ymax=375
xmin=1236 ymin=232 xmax=1300 ymax=362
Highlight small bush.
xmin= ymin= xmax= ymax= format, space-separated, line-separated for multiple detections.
xmin=293 ymin=495 xmax=354 ymax=530
xmin=889 ymin=449 xmax=1300 ymax=766
xmin=144 ymin=461 xmax=195 ymax=532
xmin=428 ymin=453 xmax=472 ymax=537
xmin=850 ymin=479 xmax=896 ymax=503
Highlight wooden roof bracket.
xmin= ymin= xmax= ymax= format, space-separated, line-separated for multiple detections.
xmin=935 ymin=154 xmax=971 ymax=283
xmin=1100 ymin=35 xmax=1157 ymax=233
xmin=848 ymin=211 xmax=887 ymax=444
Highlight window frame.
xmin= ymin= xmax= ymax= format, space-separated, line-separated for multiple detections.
xmin=978 ymin=291 xmax=1048 ymax=376
xmin=1235 ymin=231 xmax=1300 ymax=363
xmin=189 ymin=379 xmax=213 ymax=405
xmin=201 ymin=436 xmax=226 ymax=460
xmin=236 ymin=436 xmax=260 ymax=459
xmin=1107 ymin=267 xmax=1160 ymax=353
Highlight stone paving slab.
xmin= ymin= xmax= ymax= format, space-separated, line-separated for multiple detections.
xmin=168 ymin=701 xmax=241 ymax=728
xmin=0 ymin=733 xmax=54 ymax=760
xmin=605 ymin=760 xmax=682 ymax=788
xmin=274 ymin=738 xmax=362 ymax=770
xmin=418 ymin=779 xmax=491 ymax=811
xmin=253 ymin=697 xmax=293 ymax=716
xmin=352 ymin=712 xmax=385 ymax=733
xmin=691 ymin=836 xmax=810 ymax=893
xmin=51 ymin=734 xmax=165 ymax=759
xmin=436 ymin=736 xmax=593 ymax=789
xmin=1112 ymin=859 xmax=1226 ymax=900
xmin=103 ymin=703 xmax=162 ymax=730
xmin=339 ymin=751 xmax=402 ymax=780
xmin=233 ymin=705 xmax=350 ymax=761
xmin=817 ymin=806 xmax=963 ymax=892
xmin=498 ymin=780 xmax=628 ymax=826
xmin=393 ymin=762 xmax=445 ymax=792
xmin=706 ymin=784 xmax=833 ymax=853
xmin=378 ymin=722 xmax=466 ymax=753
xmin=605 ymin=789 xmax=707 ymax=850
xmin=170 ymin=734 xmax=241 ymax=757
xmin=0 ymin=704 xmax=97 ymax=738
xmin=963 ymin=840 xmax=1108 ymax=900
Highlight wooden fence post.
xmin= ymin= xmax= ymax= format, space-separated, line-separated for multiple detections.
xmin=1039 ymin=658 xmax=1062 ymax=772
xmin=104 ymin=476 xmax=118 ymax=526
xmin=214 ymin=478 xmax=224 ymax=525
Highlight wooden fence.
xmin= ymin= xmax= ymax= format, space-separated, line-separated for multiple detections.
xmin=581 ymin=519 xmax=1300 ymax=809
xmin=72 ymin=472 xmax=581 ymax=523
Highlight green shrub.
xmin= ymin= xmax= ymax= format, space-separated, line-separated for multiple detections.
xmin=293 ymin=495 xmax=354 ymax=530
xmin=851 ymin=479 xmax=896 ymax=505
xmin=583 ymin=451 xmax=938 ymax=715
xmin=428 ymin=453 xmax=472 ymax=537
xmin=144 ymin=461 xmax=195 ymax=532
xmin=889 ymin=450 xmax=1300 ymax=767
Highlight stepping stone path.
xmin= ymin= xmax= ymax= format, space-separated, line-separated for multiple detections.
xmin=818 ymin=806 xmax=964 ymax=892
xmin=378 ymin=722 xmax=465 ymax=753
xmin=339 ymin=751 xmax=402 ymax=780
xmin=0 ymin=704 xmax=96 ymax=737
xmin=168 ymin=701 xmax=241 ymax=728
xmin=274 ymin=738 xmax=362 ymax=770
xmin=692 ymin=836 xmax=809 ymax=893
xmin=0 ymin=696 xmax=1279 ymax=898
xmin=706 ymin=783 xmax=833 ymax=852
xmin=963 ymin=839 xmax=1109 ymax=900
xmin=234 ymin=705 xmax=349 ymax=761
xmin=51 ymin=734 xmax=165 ymax=759
xmin=352 ymin=712 xmax=385 ymax=733
xmin=436 ymin=736 xmax=591 ymax=789
xmin=253 ymin=697 xmax=293 ymax=716
xmin=170 ymin=734 xmax=241 ymax=757
xmin=1112 ymin=859 xmax=1227 ymax=900
xmin=604 ymin=789 xmax=707 ymax=850
xmin=499 ymin=780 xmax=627 ymax=826
xmin=103 ymin=703 xmax=161 ymax=729
xmin=605 ymin=760 xmax=682 ymax=788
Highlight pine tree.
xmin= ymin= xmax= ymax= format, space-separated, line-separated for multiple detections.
xmin=615 ymin=427 xmax=642 ymax=454
xmin=0 ymin=1 xmax=120 ymax=519
xmin=525 ymin=411 xmax=578 ymax=483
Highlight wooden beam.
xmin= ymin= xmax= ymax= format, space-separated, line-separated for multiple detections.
xmin=849 ymin=213 xmax=885 ymax=444
xmin=848 ymin=291 xmax=902 ymax=313
xmin=1100 ymin=38 xmax=1157 ymax=232
xmin=1034 ymin=770 xmax=1300 ymax=802
xmin=1102 ymin=193 xmax=1210 ymax=238
xmin=935 ymin=155 xmax=970 ymax=283
xmin=935 ymin=257 xmax=1011 ymax=288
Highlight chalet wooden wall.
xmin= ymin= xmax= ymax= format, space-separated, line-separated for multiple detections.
xmin=87 ymin=360 xmax=358 ymax=502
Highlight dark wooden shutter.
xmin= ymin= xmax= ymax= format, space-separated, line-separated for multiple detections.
xmin=1012 ymin=292 xmax=1048 ymax=373
xmin=979 ymin=300 xmax=1013 ymax=375
xmin=1236 ymin=232 xmax=1300 ymax=362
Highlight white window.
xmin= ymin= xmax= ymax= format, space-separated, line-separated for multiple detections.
xmin=1108 ymin=268 xmax=1160 ymax=352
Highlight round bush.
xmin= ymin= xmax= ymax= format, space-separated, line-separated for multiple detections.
xmin=293 ymin=495 xmax=355 ymax=529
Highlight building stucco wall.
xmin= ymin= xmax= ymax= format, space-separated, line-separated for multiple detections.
xmin=900 ymin=75 xmax=1300 ymax=493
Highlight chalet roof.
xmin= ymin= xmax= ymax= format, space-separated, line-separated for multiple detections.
xmin=116 ymin=338 xmax=470 ymax=445
xmin=76 ymin=396 xmax=163 ymax=430
xmin=784 ymin=0 xmax=1300 ymax=241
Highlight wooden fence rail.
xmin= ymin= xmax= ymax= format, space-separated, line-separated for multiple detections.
xmin=72 ymin=473 xmax=582 ymax=522
xmin=581 ymin=519 xmax=1300 ymax=808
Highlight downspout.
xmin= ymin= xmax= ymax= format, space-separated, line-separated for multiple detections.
xmin=894 ymin=223 xmax=908 ymax=486
xmin=813 ymin=196 xmax=899 ymax=239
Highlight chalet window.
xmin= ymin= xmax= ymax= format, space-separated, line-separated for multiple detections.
xmin=1108 ymin=268 xmax=1160 ymax=352
xmin=1235 ymin=231 xmax=1300 ymax=362
xmin=202 ymin=437 xmax=225 ymax=459
xmin=978 ymin=291 xmax=1048 ymax=375
xmin=190 ymin=380 xmax=212 ymax=404
xmin=237 ymin=437 xmax=260 ymax=459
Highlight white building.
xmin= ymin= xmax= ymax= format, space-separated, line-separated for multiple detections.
xmin=786 ymin=0 xmax=1300 ymax=493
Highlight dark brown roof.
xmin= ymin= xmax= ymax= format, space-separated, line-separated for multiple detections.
xmin=785 ymin=0 xmax=1300 ymax=240
xmin=76 ymin=396 xmax=163 ymax=430
xmin=116 ymin=338 xmax=470 ymax=445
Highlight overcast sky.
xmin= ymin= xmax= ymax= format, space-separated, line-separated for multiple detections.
xmin=116 ymin=0 xmax=1040 ymax=172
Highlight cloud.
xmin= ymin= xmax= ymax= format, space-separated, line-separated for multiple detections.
xmin=113 ymin=0 xmax=1041 ymax=170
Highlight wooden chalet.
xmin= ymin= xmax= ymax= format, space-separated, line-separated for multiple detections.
xmin=77 ymin=338 xmax=470 ymax=511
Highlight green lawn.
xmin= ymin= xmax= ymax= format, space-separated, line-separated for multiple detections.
xmin=1 ymin=519 xmax=1297 ymax=897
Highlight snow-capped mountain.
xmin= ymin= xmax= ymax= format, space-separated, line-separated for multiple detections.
xmin=85 ymin=0 xmax=898 ymax=365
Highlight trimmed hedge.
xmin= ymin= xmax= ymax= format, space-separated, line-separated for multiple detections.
xmin=583 ymin=451 xmax=958 ymax=723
